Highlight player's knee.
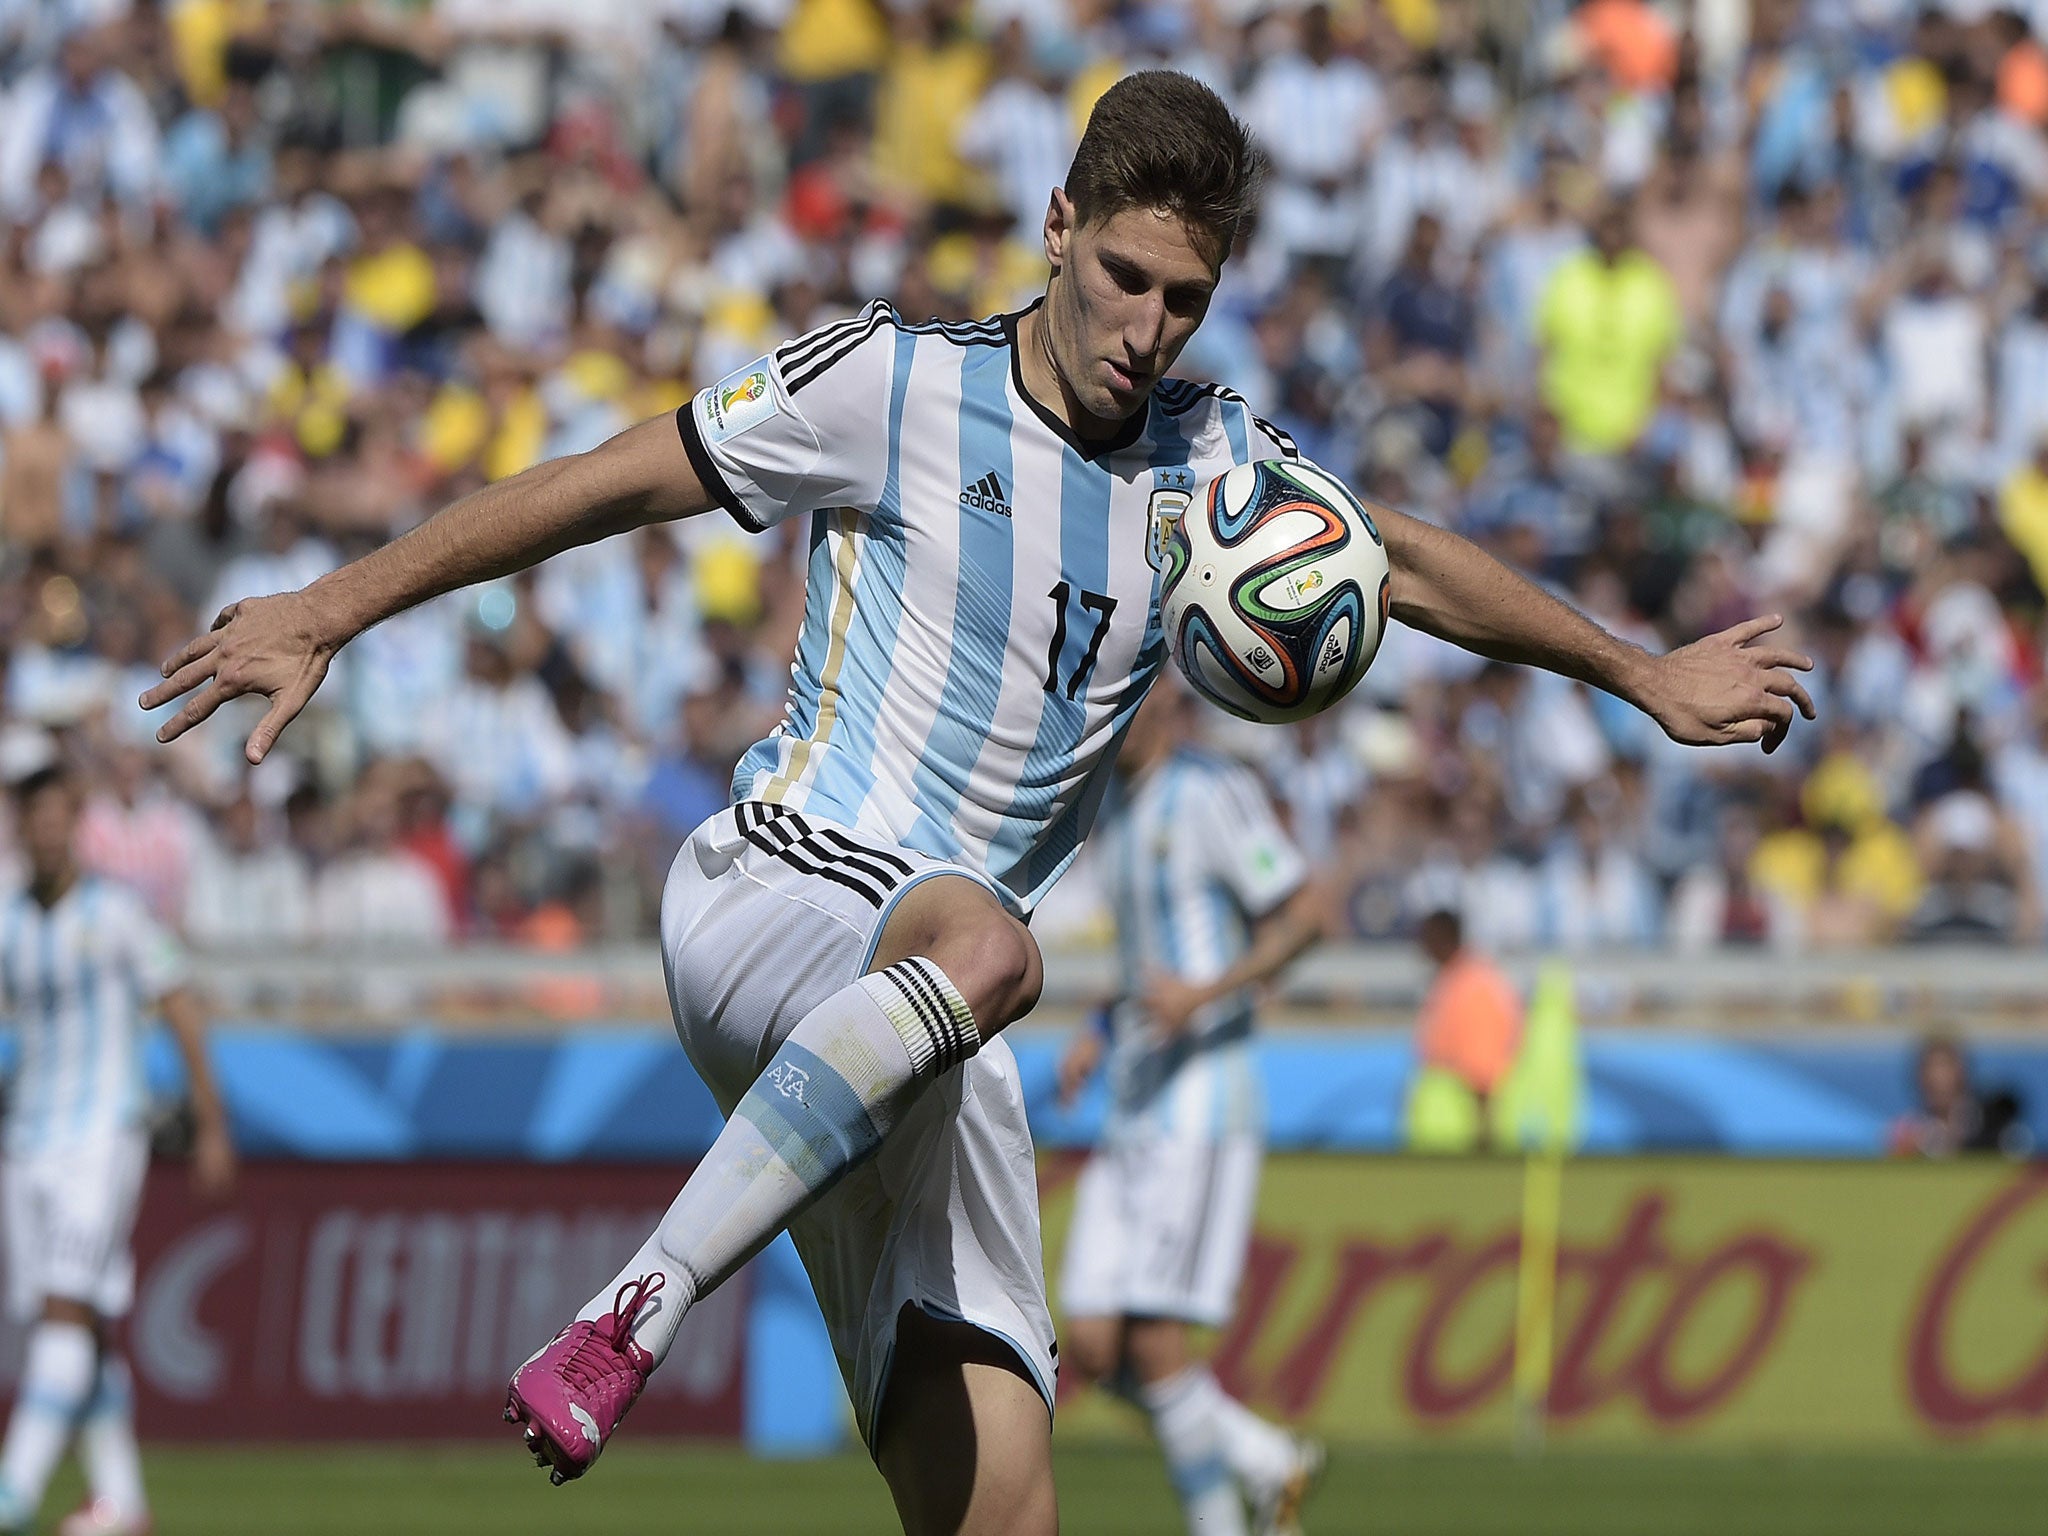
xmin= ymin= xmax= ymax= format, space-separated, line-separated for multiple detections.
xmin=931 ymin=913 xmax=1041 ymax=1032
xmin=41 ymin=1295 xmax=98 ymax=1332
xmin=1122 ymin=1317 xmax=1191 ymax=1385
xmin=1062 ymin=1316 xmax=1121 ymax=1385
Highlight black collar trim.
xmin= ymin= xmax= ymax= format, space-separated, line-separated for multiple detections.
xmin=1002 ymin=301 xmax=1150 ymax=462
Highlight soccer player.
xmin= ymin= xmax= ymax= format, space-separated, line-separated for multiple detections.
xmin=0 ymin=755 xmax=235 ymax=1536
xmin=1055 ymin=680 xmax=1329 ymax=1536
xmin=142 ymin=71 xmax=1813 ymax=1535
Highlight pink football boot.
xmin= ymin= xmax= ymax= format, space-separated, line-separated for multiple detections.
xmin=503 ymin=1273 xmax=665 ymax=1484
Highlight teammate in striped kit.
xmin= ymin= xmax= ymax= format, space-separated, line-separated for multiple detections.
xmin=145 ymin=70 xmax=1813 ymax=1534
xmin=1056 ymin=683 xmax=1328 ymax=1536
xmin=0 ymin=756 xmax=234 ymax=1536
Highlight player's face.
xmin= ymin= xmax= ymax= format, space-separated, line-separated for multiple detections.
xmin=17 ymin=781 xmax=78 ymax=881
xmin=1044 ymin=193 xmax=1218 ymax=422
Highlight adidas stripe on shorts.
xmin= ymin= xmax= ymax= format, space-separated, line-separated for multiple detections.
xmin=661 ymin=802 xmax=1057 ymax=1448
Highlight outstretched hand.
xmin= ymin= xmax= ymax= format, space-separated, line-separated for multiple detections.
xmin=1637 ymin=614 xmax=1816 ymax=754
xmin=140 ymin=591 xmax=338 ymax=765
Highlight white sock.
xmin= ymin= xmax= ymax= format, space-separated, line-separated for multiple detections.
xmin=578 ymin=958 xmax=981 ymax=1364
xmin=0 ymin=1321 xmax=95 ymax=1513
xmin=79 ymin=1353 xmax=145 ymax=1521
xmin=1141 ymin=1368 xmax=1246 ymax=1536
xmin=1185 ymin=1368 xmax=1299 ymax=1490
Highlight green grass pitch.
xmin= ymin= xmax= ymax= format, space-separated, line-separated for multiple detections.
xmin=33 ymin=1442 xmax=2048 ymax=1535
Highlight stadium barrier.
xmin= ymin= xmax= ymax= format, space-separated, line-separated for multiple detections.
xmin=115 ymin=1025 xmax=2048 ymax=1159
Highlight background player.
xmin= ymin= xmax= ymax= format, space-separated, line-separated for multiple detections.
xmin=141 ymin=70 xmax=1812 ymax=1536
xmin=0 ymin=751 xmax=235 ymax=1536
xmin=1057 ymin=681 xmax=1329 ymax=1536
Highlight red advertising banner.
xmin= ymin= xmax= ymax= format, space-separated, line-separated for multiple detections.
xmin=1043 ymin=1155 xmax=2048 ymax=1447
xmin=18 ymin=1163 xmax=747 ymax=1442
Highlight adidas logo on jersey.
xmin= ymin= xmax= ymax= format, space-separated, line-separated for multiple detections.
xmin=960 ymin=472 xmax=1012 ymax=517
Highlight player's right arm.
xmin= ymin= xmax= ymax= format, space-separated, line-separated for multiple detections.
xmin=142 ymin=413 xmax=715 ymax=763
xmin=145 ymin=308 xmax=894 ymax=765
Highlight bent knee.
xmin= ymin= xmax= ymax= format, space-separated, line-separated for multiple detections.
xmin=954 ymin=915 xmax=1040 ymax=1029
xmin=1061 ymin=1317 xmax=1121 ymax=1386
xmin=881 ymin=885 xmax=1043 ymax=1031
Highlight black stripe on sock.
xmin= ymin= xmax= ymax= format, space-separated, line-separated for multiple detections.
xmin=880 ymin=963 xmax=948 ymax=1068
xmin=897 ymin=957 xmax=965 ymax=1071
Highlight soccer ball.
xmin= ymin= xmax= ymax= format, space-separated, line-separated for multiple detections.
xmin=1159 ymin=458 xmax=1390 ymax=723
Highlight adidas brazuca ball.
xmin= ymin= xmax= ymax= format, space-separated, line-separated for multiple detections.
xmin=1159 ymin=459 xmax=1391 ymax=723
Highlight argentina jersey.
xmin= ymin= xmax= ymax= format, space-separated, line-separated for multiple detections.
xmin=677 ymin=298 xmax=1298 ymax=914
xmin=1097 ymin=748 xmax=1307 ymax=1137
xmin=0 ymin=877 xmax=180 ymax=1153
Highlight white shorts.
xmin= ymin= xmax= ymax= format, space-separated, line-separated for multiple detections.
xmin=1059 ymin=1131 xmax=1262 ymax=1329
xmin=662 ymin=802 xmax=1056 ymax=1448
xmin=2 ymin=1129 xmax=149 ymax=1321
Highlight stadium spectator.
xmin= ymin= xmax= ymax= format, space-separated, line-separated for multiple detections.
xmin=1667 ymin=798 xmax=1794 ymax=951
xmin=1890 ymin=1035 xmax=2031 ymax=1157
xmin=1242 ymin=2 xmax=1381 ymax=270
xmin=1535 ymin=196 xmax=1680 ymax=453
xmin=184 ymin=790 xmax=311 ymax=949
xmin=309 ymin=763 xmax=453 ymax=948
xmin=1406 ymin=907 xmax=1522 ymax=1153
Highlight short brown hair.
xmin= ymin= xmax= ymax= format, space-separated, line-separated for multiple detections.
xmin=1063 ymin=71 xmax=1262 ymax=263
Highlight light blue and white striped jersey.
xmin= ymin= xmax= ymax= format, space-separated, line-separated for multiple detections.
xmin=680 ymin=299 xmax=1298 ymax=915
xmin=0 ymin=875 xmax=182 ymax=1153
xmin=1095 ymin=748 xmax=1307 ymax=1140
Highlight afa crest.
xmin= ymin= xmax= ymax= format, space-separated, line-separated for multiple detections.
xmin=1147 ymin=467 xmax=1197 ymax=573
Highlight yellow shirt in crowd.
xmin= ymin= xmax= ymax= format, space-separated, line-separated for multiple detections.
xmin=1998 ymin=460 xmax=2048 ymax=600
xmin=1536 ymin=247 xmax=1680 ymax=454
xmin=872 ymin=33 xmax=990 ymax=208
xmin=778 ymin=0 xmax=892 ymax=82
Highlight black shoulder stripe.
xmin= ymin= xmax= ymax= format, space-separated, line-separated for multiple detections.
xmin=785 ymin=309 xmax=894 ymax=394
xmin=777 ymin=301 xmax=889 ymax=372
xmin=903 ymin=316 xmax=1005 ymax=342
xmin=1154 ymin=379 xmax=1300 ymax=458
xmin=785 ymin=311 xmax=1008 ymax=395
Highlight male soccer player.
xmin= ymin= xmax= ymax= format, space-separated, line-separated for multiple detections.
xmin=1056 ymin=681 xmax=1327 ymax=1536
xmin=142 ymin=71 xmax=1812 ymax=1535
xmin=0 ymin=755 xmax=235 ymax=1536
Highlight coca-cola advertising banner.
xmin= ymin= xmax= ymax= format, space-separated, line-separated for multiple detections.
xmin=1043 ymin=1156 xmax=2048 ymax=1446
xmin=0 ymin=1163 xmax=746 ymax=1442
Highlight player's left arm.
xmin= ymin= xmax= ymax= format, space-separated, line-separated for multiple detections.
xmin=1146 ymin=771 xmax=1336 ymax=1034
xmin=1146 ymin=876 xmax=1336 ymax=1036
xmin=1374 ymin=504 xmax=1817 ymax=752
xmin=159 ymin=985 xmax=235 ymax=1198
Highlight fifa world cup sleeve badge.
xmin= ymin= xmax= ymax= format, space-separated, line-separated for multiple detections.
xmin=701 ymin=356 xmax=780 ymax=443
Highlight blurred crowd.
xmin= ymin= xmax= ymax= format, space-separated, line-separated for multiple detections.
xmin=1 ymin=0 xmax=2047 ymax=953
